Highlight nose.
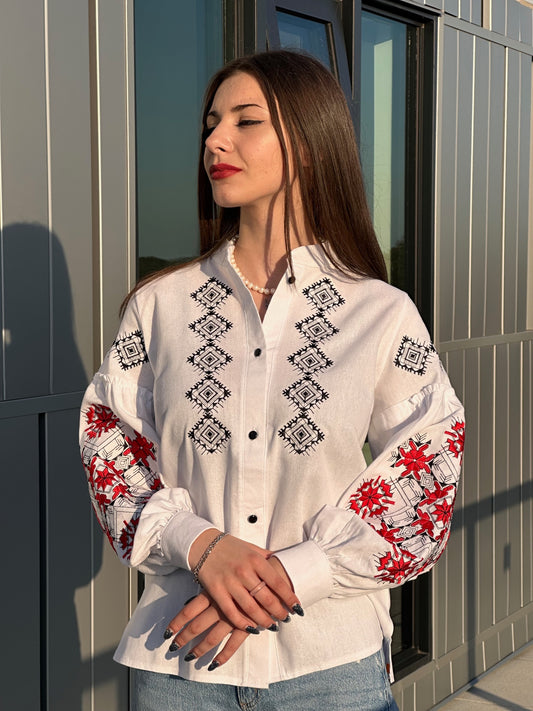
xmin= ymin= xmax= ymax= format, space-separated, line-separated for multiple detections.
xmin=204 ymin=122 xmax=232 ymax=154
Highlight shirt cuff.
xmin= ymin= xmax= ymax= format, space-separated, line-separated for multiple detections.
xmin=275 ymin=540 xmax=334 ymax=608
xmin=159 ymin=511 xmax=215 ymax=570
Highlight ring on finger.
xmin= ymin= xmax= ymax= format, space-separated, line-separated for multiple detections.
xmin=249 ymin=581 xmax=266 ymax=597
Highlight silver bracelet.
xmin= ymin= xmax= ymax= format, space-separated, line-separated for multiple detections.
xmin=192 ymin=532 xmax=228 ymax=584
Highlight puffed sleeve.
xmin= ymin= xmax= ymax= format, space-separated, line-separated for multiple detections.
xmin=275 ymin=293 xmax=464 ymax=607
xmin=79 ymin=295 xmax=214 ymax=575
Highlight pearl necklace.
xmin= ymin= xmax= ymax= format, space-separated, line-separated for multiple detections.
xmin=229 ymin=239 xmax=276 ymax=296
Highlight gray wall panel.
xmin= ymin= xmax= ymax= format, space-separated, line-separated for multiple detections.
xmin=494 ymin=344 xmax=509 ymax=623
xmin=425 ymin=0 xmax=444 ymax=11
xmin=438 ymin=27 xmax=459 ymax=344
xmin=491 ymin=1 xmax=506 ymax=35
xmin=478 ymin=346 xmax=495 ymax=632
xmin=0 ymin=1 xmax=51 ymax=400
xmin=503 ymin=49 xmax=520 ymax=334
xmin=485 ymin=43 xmax=505 ymax=336
xmin=458 ymin=0 xmax=472 ymax=22
xmin=517 ymin=55 xmax=531 ymax=332
xmin=47 ymin=0 xmax=93 ymax=389
xmin=470 ymin=38 xmax=490 ymax=338
xmin=524 ymin=342 xmax=533 ymax=605
xmin=519 ymin=4 xmax=533 ymax=44
xmin=47 ymin=408 xmax=93 ymax=710
xmin=471 ymin=0 xmax=482 ymax=25
xmin=1 ymin=414 xmax=40 ymax=710
xmin=508 ymin=343 xmax=522 ymax=615
xmin=454 ymin=32 xmax=474 ymax=340
xmin=444 ymin=0 xmax=459 ymax=17
xmin=506 ymin=0 xmax=521 ymax=41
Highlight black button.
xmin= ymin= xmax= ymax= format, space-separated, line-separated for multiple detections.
xmin=254 ymin=348 xmax=262 ymax=357
xmin=247 ymin=514 xmax=258 ymax=524
xmin=248 ymin=430 xmax=258 ymax=440
xmin=288 ymin=275 xmax=296 ymax=284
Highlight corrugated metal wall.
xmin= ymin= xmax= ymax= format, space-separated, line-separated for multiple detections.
xmin=0 ymin=1 xmax=135 ymax=709
xmin=392 ymin=1 xmax=533 ymax=709
xmin=1 ymin=1 xmax=531 ymax=710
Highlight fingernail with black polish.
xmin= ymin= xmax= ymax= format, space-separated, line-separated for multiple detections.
xmin=168 ymin=642 xmax=179 ymax=653
xmin=292 ymin=604 xmax=304 ymax=617
xmin=268 ymin=624 xmax=278 ymax=632
xmin=245 ymin=626 xmax=260 ymax=635
xmin=282 ymin=615 xmax=291 ymax=623
xmin=184 ymin=652 xmax=196 ymax=662
xmin=163 ymin=628 xmax=173 ymax=640
xmin=207 ymin=660 xmax=220 ymax=672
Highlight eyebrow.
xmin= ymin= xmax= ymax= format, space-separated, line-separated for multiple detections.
xmin=207 ymin=103 xmax=267 ymax=119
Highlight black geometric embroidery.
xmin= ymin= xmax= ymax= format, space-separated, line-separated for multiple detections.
xmin=394 ymin=336 xmax=436 ymax=376
xmin=191 ymin=277 xmax=232 ymax=310
xmin=279 ymin=278 xmax=344 ymax=454
xmin=288 ymin=345 xmax=333 ymax=375
xmin=283 ymin=377 xmax=328 ymax=411
xmin=186 ymin=376 xmax=231 ymax=412
xmin=186 ymin=278 xmax=233 ymax=454
xmin=303 ymin=278 xmax=345 ymax=313
xmin=295 ymin=314 xmax=339 ymax=344
xmin=278 ymin=415 xmax=325 ymax=455
xmin=113 ymin=330 xmax=149 ymax=370
xmin=188 ymin=415 xmax=231 ymax=454
xmin=189 ymin=312 xmax=233 ymax=341
xmin=187 ymin=344 xmax=233 ymax=374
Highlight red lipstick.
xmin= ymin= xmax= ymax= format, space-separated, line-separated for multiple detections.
xmin=209 ymin=163 xmax=242 ymax=180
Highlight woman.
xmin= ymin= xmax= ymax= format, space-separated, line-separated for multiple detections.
xmin=80 ymin=50 xmax=464 ymax=710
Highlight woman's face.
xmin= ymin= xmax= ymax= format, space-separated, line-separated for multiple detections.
xmin=203 ymin=72 xmax=287 ymax=213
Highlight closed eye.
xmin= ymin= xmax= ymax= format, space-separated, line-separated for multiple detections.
xmin=238 ymin=120 xmax=263 ymax=127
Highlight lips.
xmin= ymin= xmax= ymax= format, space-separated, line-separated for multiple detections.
xmin=209 ymin=163 xmax=242 ymax=179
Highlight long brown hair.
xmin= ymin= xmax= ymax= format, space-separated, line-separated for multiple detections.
xmin=123 ymin=50 xmax=387 ymax=313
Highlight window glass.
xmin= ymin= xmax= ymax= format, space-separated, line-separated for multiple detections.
xmin=360 ymin=11 xmax=407 ymax=290
xmin=276 ymin=10 xmax=333 ymax=71
xmin=134 ymin=0 xmax=223 ymax=278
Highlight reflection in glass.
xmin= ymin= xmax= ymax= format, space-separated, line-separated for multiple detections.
xmin=276 ymin=10 xmax=333 ymax=71
xmin=360 ymin=11 xmax=407 ymax=291
xmin=134 ymin=0 xmax=223 ymax=278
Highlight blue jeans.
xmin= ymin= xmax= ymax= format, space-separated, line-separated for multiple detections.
xmin=131 ymin=649 xmax=399 ymax=711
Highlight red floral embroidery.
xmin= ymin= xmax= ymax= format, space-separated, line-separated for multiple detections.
xmin=84 ymin=404 xmax=119 ymax=438
xmin=419 ymin=480 xmax=455 ymax=508
xmin=119 ymin=516 xmax=140 ymax=559
xmin=412 ymin=509 xmax=435 ymax=536
xmin=349 ymin=477 xmax=395 ymax=518
xmin=374 ymin=520 xmax=404 ymax=545
xmin=91 ymin=459 xmax=124 ymax=490
xmin=395 ymin=439 xmax=435 ymax=479
xmin=95 ymin=491 xmax=111 ymax=508
xmin=124 ymin=434 xmax=156 ymax=468
xmin=376 ymin=550 xmax=417 ymax=584
xmin=446 ymin=420 xmax=465 ymax=458
xmin=432 ymin=498 xmax=453 ymax=526
xmin=112 ymin=482 xmax=129 ymax=500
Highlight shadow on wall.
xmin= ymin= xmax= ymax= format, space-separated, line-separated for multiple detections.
xmin=0 ymin=223 xmax=123 ymax=710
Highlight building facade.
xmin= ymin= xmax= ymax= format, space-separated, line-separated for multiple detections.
xmin=0 ymin=1 xmax=532 ymax=709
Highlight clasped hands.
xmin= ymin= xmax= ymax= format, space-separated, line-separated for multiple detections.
xmin=163 ymin=529 xmax=303 ymax=671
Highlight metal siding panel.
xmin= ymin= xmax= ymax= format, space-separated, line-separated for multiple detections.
xmin=438 ymin=27 xmax=459 ymax=344
xmin=414 ymin=672 xmax=435 ymax=710
xmin=491 ymin=1 xmax=506 ymax=34
xmin=471 ymin=0 xmax=482 ymax=25
xmin=96 ymin=2 xmax=132 ymax=354
xmin=47 ymin=0 xmax=93 ymax=391
xmin=0 ymin=1 xmax=51 ymax=399
xmin=508 ymin=342 xmax=522 ymax=616
xmin=454 ymin=32 xmax=474 ymax=340
xmin=503 ymin=50 xmax=520 ymax=335
xmin=458 ymin=0 xmax=471 ymax=22
xmin=470 ymin=38 xmax=490 ymax=339
xmin=478 ymin=346 xmax=494 ymax=631
xmin=494 ymin=344 xmax=509 ymax=623
xmin=518 ymin=363 xmax=531 ymax=618
xmin=506 ymin=0 xmax=520 ymax=41
xmin=519 ymin=4 xmax=533 ymax=45
xmin=425 ymin=0 xmax=444 ymax=10
xmin=47 ymin=408 xmax=93 ymax=710
xmin=444 ymin=350 xmax=465 ymax=651
xmin=434 ymin=664 xmax=452 ymax=705
xmin=517 ymin=55 xmax=531 ymax=332
xmin=485 ymin=44 xmax=505 ymax=336
xmin=444 ymin=0 xmax=459 ymax=17
xmin=0 ymin=415 xmax=40 ymax=708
